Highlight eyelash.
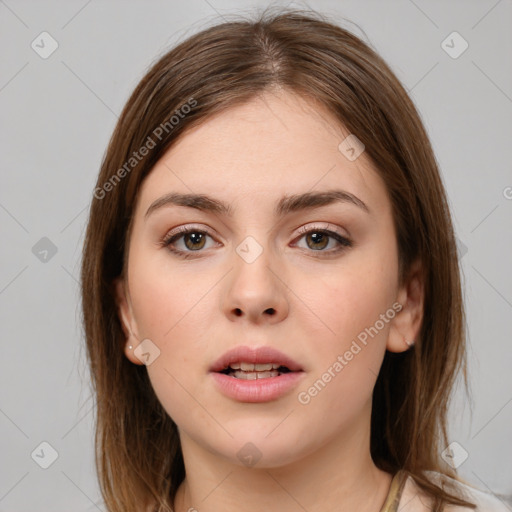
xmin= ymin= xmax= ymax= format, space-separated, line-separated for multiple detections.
xmin=160 ymin=224 xmax=353 ymax=259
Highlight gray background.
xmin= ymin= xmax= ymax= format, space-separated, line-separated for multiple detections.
xmin=1 ymin=0 xmax=511 ymax=510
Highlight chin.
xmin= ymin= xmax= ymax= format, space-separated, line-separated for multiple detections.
xmin=209 ymin=431 xmax=312 ymax=470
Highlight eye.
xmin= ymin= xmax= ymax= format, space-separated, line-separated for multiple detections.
xmin=294 ymin=224 xmax=352 ymax=255
xmin=161 ymin=226 xmax=218 ymax=258
xmin=160 ymin=223 xmax=353 ymax=259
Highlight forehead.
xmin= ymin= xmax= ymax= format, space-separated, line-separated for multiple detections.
xmin=135 ymin=90 xmax=390 ymax=219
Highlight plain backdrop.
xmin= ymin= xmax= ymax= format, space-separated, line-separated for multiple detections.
xmin=0 ymin=0 xmax=511 ymax=510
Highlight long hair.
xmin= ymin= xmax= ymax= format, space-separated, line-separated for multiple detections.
xmin=80 ymin=8 xmax=474 ymax=511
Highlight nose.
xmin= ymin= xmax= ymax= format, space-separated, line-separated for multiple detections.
xmin=222 ymin=245 xmax=289 ymax=325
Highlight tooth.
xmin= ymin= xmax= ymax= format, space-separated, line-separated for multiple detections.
xmin=256 ymin=371 xmax=277 ymax=379
xmin=230 ymin=362 xmax=241 ymax=370
xmin=240 ymin=362 xmax=255 ymax=371
xmin=254 ymin=363 xmax=273 ymax=371
xmin=271 ymin=363 xmax=280 ymax=370
xmin=232 ymin=370 xmax=280 ymax=380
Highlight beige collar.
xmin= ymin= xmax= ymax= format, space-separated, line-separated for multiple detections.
xmin=379 ymin=470 xmax=408 ymax=512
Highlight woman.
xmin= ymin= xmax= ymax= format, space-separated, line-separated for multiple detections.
xmin=80 ymin=8 xmax=507 ymax=512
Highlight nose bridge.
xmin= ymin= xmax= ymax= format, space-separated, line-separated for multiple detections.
xmin=223 ymin=233 xmax=289 ymax=323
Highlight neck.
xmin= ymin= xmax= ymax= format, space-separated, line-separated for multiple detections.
xmin=173 ymin=412 xmax=393 ymax=512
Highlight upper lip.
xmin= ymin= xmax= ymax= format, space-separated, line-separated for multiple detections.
xmin=209 ymin=345 xmax=303 ymax=373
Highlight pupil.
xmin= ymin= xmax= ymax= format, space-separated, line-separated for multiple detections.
xmin=185 ymin=232 xmax=205 ymax=250
xmin=308 ymin=232 xmax=328 ymax=250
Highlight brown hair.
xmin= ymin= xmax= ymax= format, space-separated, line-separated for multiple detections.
xmin=80 ymin=7 xmax=475 ymax=511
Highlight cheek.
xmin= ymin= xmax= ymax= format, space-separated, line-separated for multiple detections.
xmin=294 ymin=241 xmax=398 ymax=400
xmin=128 ymin=247 xmax=217 ymax=341
xmin=305 ymin=245 xmax=398 ymax=345
xmin=127 ymin=250 xmax=219 ymax=422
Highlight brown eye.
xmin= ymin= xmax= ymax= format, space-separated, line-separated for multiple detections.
xmin=162 ymin=227 xmax=217 ymax=257
xmin=182 ymin=232 xmax=207 ymax=251
xmin=304 ymin=231 xmax=329 ymax=250
xmin=294 ymin=226 xmax=353 ymax=255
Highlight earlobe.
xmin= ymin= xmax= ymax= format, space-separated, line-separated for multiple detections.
xmin=113 ymin=277 xmax=144 ymax=365
xmin=124 ymin=341 xmax=143 ymax=365
xmin=386 ymin=259 xmax=424 ymax=353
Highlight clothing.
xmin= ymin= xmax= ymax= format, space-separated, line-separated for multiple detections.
xmin=380 ymin=470 xmax=510 ymax=511
xmin=142 ymin=471 xmax=509 ymax=512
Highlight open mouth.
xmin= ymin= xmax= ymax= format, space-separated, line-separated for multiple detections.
xmin=218 ymin=362 xmax=294 ymax=380
xmin=210 ymin=352 xmax=305 ymax=402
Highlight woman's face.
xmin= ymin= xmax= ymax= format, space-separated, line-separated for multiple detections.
xmin=115 ymin=90 xmax=419 ymax=468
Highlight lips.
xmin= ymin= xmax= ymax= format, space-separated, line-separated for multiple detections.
xmin=209 ymin=345 xmax=303 ymax=374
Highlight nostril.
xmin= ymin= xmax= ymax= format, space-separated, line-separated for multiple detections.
xmin=265 ymin=308 xmax=275 ymax=315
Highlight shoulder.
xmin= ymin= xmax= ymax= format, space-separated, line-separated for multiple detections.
xmin=398 ymin=471 xmax=510 ymax=511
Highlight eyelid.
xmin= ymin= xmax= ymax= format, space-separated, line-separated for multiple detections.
xmin=163 ymin=223 xmax=216 ymax=240
xmin=160 ymin=221 xmax=353 ymax=257
xmin=294 ymin=222 xmax=352 ymax=249
xmin=295 ymin=222 xmax=347 ymax=238
xmin=162 ymin=222 xmax=346 ymax=242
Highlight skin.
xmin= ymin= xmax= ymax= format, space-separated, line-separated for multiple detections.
xmin=114 ymin=88 xmax=424 ymax=512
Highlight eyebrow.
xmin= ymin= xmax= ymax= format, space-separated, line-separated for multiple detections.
xmin=144 ymin=189 xmax=370 ymax=220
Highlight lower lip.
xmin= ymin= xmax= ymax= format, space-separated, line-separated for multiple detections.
xmin=210 ymin=371 xmax=305 ymax=403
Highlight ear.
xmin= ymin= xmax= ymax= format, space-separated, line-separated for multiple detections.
xmin=113 ymin=276 xmax=144 ymax=365
xmin=386 ymin=258 xmax=424 ymax=353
